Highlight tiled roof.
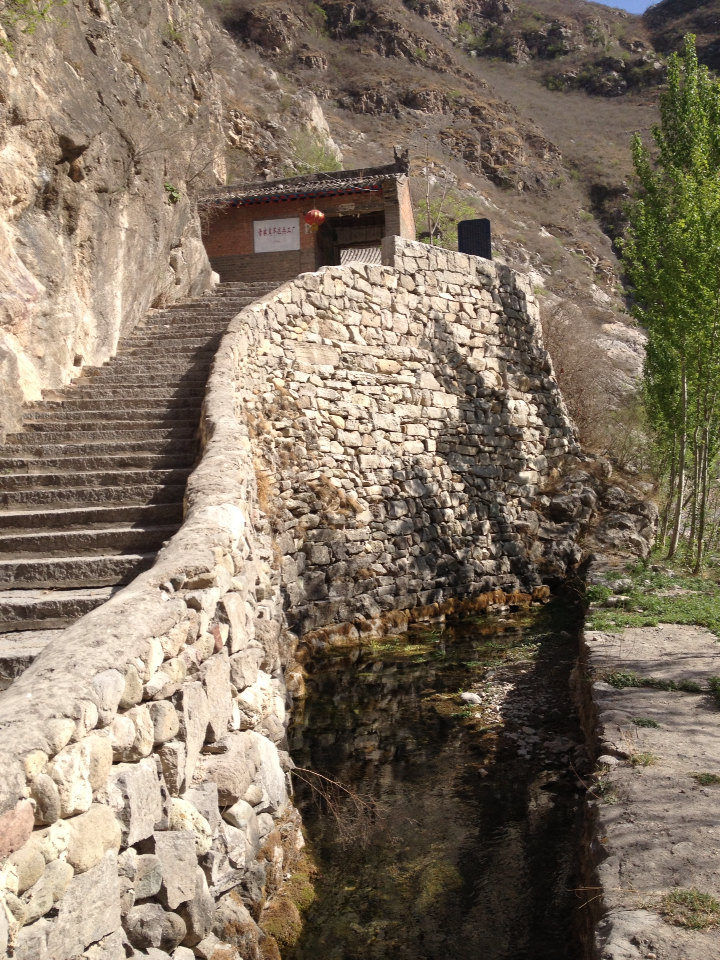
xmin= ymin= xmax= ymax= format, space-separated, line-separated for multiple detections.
xmin=197 ymin=158 xmax=409 ymax=206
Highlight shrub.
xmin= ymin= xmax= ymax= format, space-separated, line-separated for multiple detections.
xmin=164 ymin=182 xmax=181 ymax=204
xmin=282 ymin=129 xmax=341 ymax=176
xmin=0 ymin=0 xmax=67 ymax=52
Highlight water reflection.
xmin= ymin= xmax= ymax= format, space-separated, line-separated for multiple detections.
xmin=287 ymin=608 xmax=585 ymax=960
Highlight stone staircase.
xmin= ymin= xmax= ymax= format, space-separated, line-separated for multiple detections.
xmin=0 ymin=281 xmax=277 ymax=687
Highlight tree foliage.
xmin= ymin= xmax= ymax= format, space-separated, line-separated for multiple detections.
xmin=622 ymin=35 xmax=720 ymax=570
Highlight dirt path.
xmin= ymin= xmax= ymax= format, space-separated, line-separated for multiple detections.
xmin=580 ymin=624 xmax=720 ymax=959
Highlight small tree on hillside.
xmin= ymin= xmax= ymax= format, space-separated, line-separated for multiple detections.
xmin=622 ymin=34 xmax=720 ymax=570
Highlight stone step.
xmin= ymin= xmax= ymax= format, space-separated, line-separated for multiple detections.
xmin=218 ymin=282 xmax=278 ymax=291
xmin=0 ymin=587 xmax=117 ymax=632
xmin=82 ymin=364 xmax=210 ymax=378
xmin=136 ymin=317 xmax=236 ymax=330
xmin=5 ymin=425 xmax=197 ymax=446
xmin=123 ymin=335 xmax=224 ymax=349
xmin=0 ymin=552 xmax=154 ymax=589
xmin=156 ymin=294 xmax=267 ymax=309
xmin=82 ymin=364 xmax=213 ymax=380
xmin=0 ymin=468 xmax=192 ymax=493
xmin=42 ymin=383 xmax=207 ymax=400
xmin=127 ymin=323 xmax=226 ymax=335
xmin=21 ymin=414 xmax=199 ymax=431
xmin=79 ymin=372 xmax=210 ymax=386
xmin=143 ymin=312 xmax=240 ymax=323
xmin=0 ymin=501 xmax=183 ymax=530
xmin=130 ymin=322 xmax=227 ymax=332
xmin=0 ymin=523 xmax=178 ymax=557
xmin=77 ymin=372 xmax=210 ymax=382
xmin=153 ymin=297 xmax=257 ymax=310
xmin=85 ymin=352 xmax=214 ymax=368
xmin=22 ymin=404 xmax=202 ymax=422
xmin=0 ymin=629 xmax=64 ymax=680
xmin=131 ymin=326 xmax=228 ymax=337
xmin=133 ymin=316 xmax=235 ymax=328
xmin=147 ymin=300 xmax=245 ymax=310
xmin=120 ymin=343 xmax=220 ymax=359
xmin=0 ymin=482 xmax=187 ymax=508
xmin=0 ymin=438 xmax=196 ymax=458
xmin=30 ymin=396 xmax=203 ymax=413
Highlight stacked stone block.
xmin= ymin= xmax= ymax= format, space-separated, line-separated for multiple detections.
xmin=0 ymin=345 xmax=301 ymax=959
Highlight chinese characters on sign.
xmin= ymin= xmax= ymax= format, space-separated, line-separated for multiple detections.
xmin=253 ymin=217 xmax=301 ymax=253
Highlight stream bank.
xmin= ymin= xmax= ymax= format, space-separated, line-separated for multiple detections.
xmin=284 ymin=597 xmax=592 ymax=960
xmin=577 ymin=622 xmax=720 ymax=960
xmin=574 ymin=559 xmax=720 ymax=959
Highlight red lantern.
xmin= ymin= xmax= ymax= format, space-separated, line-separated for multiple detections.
xmin=304 ymin=208 xmax=325 ymax=232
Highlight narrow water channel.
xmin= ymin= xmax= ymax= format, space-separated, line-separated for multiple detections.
xmin=286 ymin=600 xmax=589 ymax=960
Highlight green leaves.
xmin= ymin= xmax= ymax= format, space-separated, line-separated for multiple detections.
xmin=623 ymin=35 xmax=720 ymax=569
xmin=164 ymin=182 xmax=181 ymax=205
xmin=0 ymin=0 xmax=67 ymax=52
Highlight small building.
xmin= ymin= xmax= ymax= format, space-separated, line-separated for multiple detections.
xmin=197 ymin=152 xmax=416 ymax=285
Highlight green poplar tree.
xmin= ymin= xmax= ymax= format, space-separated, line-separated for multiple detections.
xmin=623 ymin=35 xmax=720 ymax=570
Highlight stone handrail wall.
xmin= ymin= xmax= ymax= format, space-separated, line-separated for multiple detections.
xmin=0 ymin=237 xmax=595 ymax=960
xmin=0 ymin=281 xmax=295 ymax=958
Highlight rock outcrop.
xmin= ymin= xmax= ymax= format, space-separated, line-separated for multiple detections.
xmin=0 ymin=0 xmax=227 ymax=441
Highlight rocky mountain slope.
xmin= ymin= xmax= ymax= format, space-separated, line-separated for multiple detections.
xmin=0 ymin=0 xmax=222 ymax=439
xmin=1 ymin=0 xmax=714 ymax=448
xmin=646 ymin=0 xmax=720 ymax=69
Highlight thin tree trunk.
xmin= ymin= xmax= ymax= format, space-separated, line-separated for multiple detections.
xmin=425 ymin=164 xmax=433 ymax=246
xmin=693 ymin=429 xmax=709 ymax=573
xmin=688 ymin=424 xmax=700 ymax=554
xmin=660 ymin=433 xmax=677 ymax=545
xmin=668 ymin=363 xmax=688 ymax=559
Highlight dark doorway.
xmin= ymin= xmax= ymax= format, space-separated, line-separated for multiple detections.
xmin=316 ymin=212 xmax=385 ymax=267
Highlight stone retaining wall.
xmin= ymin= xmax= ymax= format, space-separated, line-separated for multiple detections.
xmin=243 ymin=237 xmax=588 ymax=650
xmin=0 ymin=238 xmax=599 ymax=960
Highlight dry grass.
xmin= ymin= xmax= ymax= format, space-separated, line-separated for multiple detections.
xmin=254 ymin=459 xmax=275 ymax=515
xmin=308 ymin=474 xmax=363 ymax=517
xmin=660 ymin=888 xmax=720 ymax=930
xmin=540 ymin=302 xmax=612 ymax=448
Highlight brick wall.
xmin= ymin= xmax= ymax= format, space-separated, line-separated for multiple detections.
xmin=202 ymin=187 xmax=412 ymax=284
xmin=383 ymin=177 xmax=416 ymax=240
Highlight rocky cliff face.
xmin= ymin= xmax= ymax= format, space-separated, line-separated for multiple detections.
xmin=0 ymin=0 xmax=228 ymax=439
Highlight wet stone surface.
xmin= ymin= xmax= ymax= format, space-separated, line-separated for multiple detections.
xmin=287 ymin=600 xmax=590 ymax=960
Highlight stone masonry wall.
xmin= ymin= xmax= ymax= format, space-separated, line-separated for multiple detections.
xmin=0 ymin=336 xmax=300 ymax=959
xmin=0 ymin=238 xmax=596 ymax=960
xmin=241 ymin=237 xmax=586 ymax=648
